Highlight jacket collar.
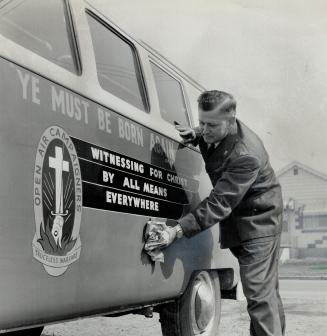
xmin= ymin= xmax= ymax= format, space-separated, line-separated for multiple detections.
xmin=199 ymin=123 xmax=240 ymax=171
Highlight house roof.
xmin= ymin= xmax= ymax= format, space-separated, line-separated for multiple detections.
xmin=276 ymin=161 xmax=327 ymax=181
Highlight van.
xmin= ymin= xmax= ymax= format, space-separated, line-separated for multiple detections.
xmin=0 ymin=1 xmax=239 ymax=335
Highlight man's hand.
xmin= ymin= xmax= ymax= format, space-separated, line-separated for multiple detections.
xmin=144 ymin=220 xmax=177 ymax=251
xmin=175 ymin=125 xmax=196 ymax=144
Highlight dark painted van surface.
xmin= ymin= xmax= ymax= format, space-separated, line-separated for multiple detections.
xmin=0 ymin=1 xmax=239 ymax=335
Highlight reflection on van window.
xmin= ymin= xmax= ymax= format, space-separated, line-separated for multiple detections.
xmin=0 ymin=0 xmax=77 ymax=73
xmin=87 ymin=14 xmax=147 ymax=112
xmin=151 ymin=62 xmax=189 ymax=126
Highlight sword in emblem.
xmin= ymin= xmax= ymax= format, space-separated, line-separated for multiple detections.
xmin=49 ymin=146 xmax=69 ymax=247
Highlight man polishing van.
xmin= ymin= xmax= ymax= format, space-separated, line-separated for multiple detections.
xmin=145 ymin=90 xmax=285 ymax=336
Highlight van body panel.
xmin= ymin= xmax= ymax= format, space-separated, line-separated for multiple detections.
xmin=0 ymin=57 xmax=237 ymax=329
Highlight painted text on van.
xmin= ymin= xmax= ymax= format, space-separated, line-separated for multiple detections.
xmin=118 ymin=118 xmax=144 ymax=147
xmin=16 ymin=68 xmax=40 ymax=104
xmin=51 ymin=86 xmax=89 ymax=125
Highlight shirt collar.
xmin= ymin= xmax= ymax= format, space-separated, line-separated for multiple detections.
xmin=207 ymin=142 xmax=220 ymax=149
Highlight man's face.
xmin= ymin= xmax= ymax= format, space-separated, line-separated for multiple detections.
xmin=198 ymin=105 xmax=232 ymax=144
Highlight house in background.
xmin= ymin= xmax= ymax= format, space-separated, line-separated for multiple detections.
xmin=277 ymin=161 xmax=327 ymax=259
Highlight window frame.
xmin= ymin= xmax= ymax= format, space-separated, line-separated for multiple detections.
xmin=0 ymin=0 xmax=81 ymax=75
xmin=64 ymin=0 xmax=82 ymax=75
xmin=85 ymin=9 xmax=150 ymax=113
xmin=149 ymin=58 xmax=192 ymax=127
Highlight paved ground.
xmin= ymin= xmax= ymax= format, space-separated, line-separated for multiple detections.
xmin=280 ymin=278 xmax=327 ymax=299
xmin=42 ymin=279 xmax=327 ymax=336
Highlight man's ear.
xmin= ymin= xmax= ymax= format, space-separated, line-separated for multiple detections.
xmin=229 ymin=110 xmax=236 ymax=126
xmin=228 ymin=114 xmax=237 ymax=132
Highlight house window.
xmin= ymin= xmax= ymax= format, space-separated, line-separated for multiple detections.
xmin=293 ymin=166 xmax=298 ymax=175
xmin=303 ymin=215 xmax=327 ymax=231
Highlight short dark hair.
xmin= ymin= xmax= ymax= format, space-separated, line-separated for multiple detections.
xmin=198 ymin=90 xmax=236 ymax=114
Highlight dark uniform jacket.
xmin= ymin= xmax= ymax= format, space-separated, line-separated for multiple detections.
xmin=179 ymin=119 xmax=283 ymax=248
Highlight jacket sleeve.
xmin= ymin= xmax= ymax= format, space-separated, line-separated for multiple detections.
xmin=179 ymin=155 xmax=260 ymax=237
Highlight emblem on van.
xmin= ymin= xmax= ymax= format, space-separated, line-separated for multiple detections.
xmin=32 ymin=126 xmax=83 ymax=276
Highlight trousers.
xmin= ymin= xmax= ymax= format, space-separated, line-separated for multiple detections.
xmin=230 ymin=235 xmax=285 ymax=336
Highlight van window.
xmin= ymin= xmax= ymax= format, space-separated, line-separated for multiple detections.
xmin=0 ymin=0 xmax=78 ymax=73
xmin=151 ymin=62 xmax=189 ymax=126
xmin=87 ymin=13 xmax=148 ymax=112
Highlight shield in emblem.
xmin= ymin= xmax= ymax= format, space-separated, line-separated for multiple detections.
xmin=32 ymin=126 xmax=82 ymax=276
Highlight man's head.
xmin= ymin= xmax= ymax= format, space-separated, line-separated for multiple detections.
xmin=198 ymin=90 xmax=237 ymax=144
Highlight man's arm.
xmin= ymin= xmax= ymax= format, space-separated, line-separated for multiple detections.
xmin=179 ymin=155 xmax=260 ymax=237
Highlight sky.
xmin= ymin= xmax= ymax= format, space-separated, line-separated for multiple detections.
xmin=90 ymin=0 xmax=327 ymax=173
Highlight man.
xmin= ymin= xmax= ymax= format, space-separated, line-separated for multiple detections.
xmin=145 ymin=90 xmax=285 ymax=336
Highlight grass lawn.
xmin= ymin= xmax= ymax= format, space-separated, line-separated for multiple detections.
xmin=310 ymin=265 xmax=327 ymax=270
